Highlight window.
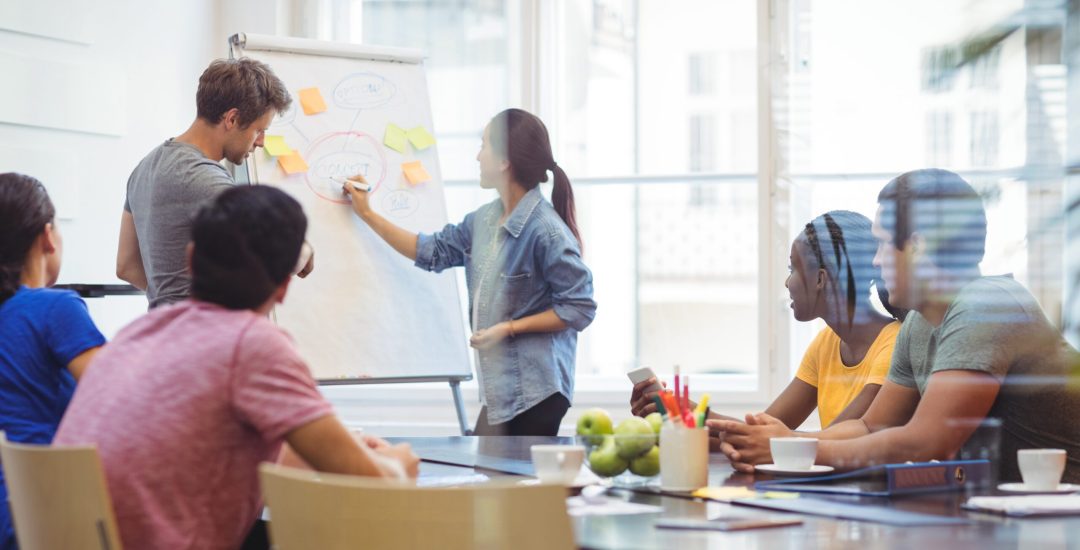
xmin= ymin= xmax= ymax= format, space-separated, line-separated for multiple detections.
xmin=359 ymin=0 xmax=511 ymax=181
xmin=926 ymin=111 xmax=953 ymax=166
xmin=549 ymin=0 xmax=759 ymax=386
xmin=293 ymin=0 xmax=1067 ymax=424
xmin=688 ymin=114 xmax=717 ymax=172
xmin=970 ymin=111 xmax=1000 ymax=168
xmin=778 ymin=0 xmax=1059 ymax=381
xmin=688 ymin=52 xmax=716 ymax=95
xmin=970 ymin=45 xmax=1001 ymax=90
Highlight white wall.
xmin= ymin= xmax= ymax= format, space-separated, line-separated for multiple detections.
xmin=0 ymin=0 xmax=220 ymax=286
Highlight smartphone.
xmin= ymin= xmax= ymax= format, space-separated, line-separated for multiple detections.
xmin=627 ymin=367 xmax=662 ymax=393
xmin=654 ymin=516 xmax=803 ymax=532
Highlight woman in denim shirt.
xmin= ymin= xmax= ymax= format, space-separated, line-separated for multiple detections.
xmin=344 ymin=109 xmax=596 ymax=436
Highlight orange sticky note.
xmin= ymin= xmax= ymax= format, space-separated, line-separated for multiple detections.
xmin=402 ymin=160 xmax=431 ymax=185
xmin=278 ymin=151 xmax=309 ymax=174
xmin=298 ymin=87 xmax=327 ymax=115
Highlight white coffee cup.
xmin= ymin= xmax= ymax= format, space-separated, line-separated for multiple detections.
xmin=770 ymin=437 xmax=818 ymax=470
xmin=1018 ymin=448 xmax=1067 ymax=491
xmin=531 ymin=444 xmax=585 ymax=485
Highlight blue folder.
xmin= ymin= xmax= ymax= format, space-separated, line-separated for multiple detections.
xmin=753 ymin=459 xmax=991 ymax=496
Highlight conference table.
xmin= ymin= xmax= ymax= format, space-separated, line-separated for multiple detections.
xmin=387 ymin=436 xmax=1080 ymax=549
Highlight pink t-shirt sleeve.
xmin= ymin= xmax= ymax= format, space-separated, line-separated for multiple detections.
xmin=230 ymin=318 xmax=334 ymax=442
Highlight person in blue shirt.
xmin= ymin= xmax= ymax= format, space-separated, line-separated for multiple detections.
xmin=344 ymin=108 xmax=597 ymax=436
xmin=0 ymin=173 xmax=105 ymax=550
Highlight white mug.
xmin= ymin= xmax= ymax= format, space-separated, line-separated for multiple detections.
xmin=1018 ymin=449 xmax=1067 ymax=491
xmin=659 ymin=424 xmax=709 ymax=490
xmin=531 ymin=444 xmax=585 ymax=485
xmin=770 ymin=437 xmax=818 ymax=471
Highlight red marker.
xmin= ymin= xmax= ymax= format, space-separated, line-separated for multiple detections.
xmin=674 ymin=365 xmax=681 ymax=413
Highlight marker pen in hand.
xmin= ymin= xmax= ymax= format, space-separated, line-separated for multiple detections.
xmin=331 ymin=176 xmax=372 ymax=193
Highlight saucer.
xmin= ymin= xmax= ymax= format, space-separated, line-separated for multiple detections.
xmin=756 ymin=464 xmax=835 ymax=477
xmin=521 ymin=465 xmax=602 ymax=489
xmin=997 ymin=482 xmax=1080 ymax=494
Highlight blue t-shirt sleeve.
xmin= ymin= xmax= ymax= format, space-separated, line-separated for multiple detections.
xmin=44 ymin=291 xmax=106 ymax=367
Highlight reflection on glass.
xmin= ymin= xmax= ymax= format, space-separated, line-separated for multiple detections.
xmin=363 ymin=0 xmax=510 ymax=180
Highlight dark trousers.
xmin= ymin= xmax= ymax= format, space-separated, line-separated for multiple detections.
xmin=239 ymin=519 xmax=269 ymax=550
xmin=473 ymin=392 xmax=571 ymax=436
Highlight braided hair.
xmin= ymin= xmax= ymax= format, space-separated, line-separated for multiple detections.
xmin=488 ymin=108 xmax=581 ymax=250
xmin=802 ymin=210 xmax=906 ymax=329
xmin=0 ymin=173 xmax=56 ymax=306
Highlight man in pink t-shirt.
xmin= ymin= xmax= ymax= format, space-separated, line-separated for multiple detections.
xmin=55 ymin=185 xmax=418 ymax=549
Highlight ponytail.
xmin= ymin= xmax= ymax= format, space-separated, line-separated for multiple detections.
xmin=0 ymin=173 xmax=55 ymax=306
xmin=489 ymin=108 xmax=583 ymax=251
xmin=550 ymin=164 xmax=582 ymax=251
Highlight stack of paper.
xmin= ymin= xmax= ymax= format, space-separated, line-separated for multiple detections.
xmin=964 ymin=495 xmax=1080 ymax=517
xmin=416 ymin=473 xmax=491 ymax=488
xmin=565 ymin=496 xmax=662 ymax=517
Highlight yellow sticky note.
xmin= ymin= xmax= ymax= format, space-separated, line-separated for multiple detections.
xmin=691 ymin=486 xmax=757 ymax=502
xmin=298 ymin=87 xmax=327 ymax=115
xmin=402 ymin=160 xmax=431 ymax=185
xmin=278 ymin=151 xmax=309 ymax=174
xmin=263 ymin=135 xmax=293 ymax=157
xmin=761 ymin=491 xmax=800 ymax=499
xmin=384 ymin=124 xmax=408 ymax=153
xmin=406 ymin=126 xmax=436 ymax=150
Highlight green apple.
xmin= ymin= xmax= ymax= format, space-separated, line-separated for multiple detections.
xmin=629 ymin=445 xmax=660 ymax=477
xmin=587 ymin=435 xmax=628 ymax=477
xmin=576 ymin=408 xmax=614 ymax=444
xmin=644 ymin=412 xmax=663 ymax=435
xmin=614 ymin=417 xmax=657 ymax=459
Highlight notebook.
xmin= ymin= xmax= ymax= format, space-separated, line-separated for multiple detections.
xmin=963 ymin=495 xmax=1080 ymax=517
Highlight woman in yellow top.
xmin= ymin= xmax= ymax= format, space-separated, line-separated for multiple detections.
xmin=630 ymin=210 xmax=904 ymax=428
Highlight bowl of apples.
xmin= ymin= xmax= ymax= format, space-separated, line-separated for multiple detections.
xmin=576 ymin=408 xmax=663 ymax=487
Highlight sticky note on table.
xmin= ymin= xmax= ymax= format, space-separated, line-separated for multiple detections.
xmin=406 ymin=126 xmax=436 ymax=150
xmin=298 ymin=87 xmax=327 ymax=115
xmin=263 ymin=135 xmax=293 ymax=157
xmin=691 ymin=486 xmax=758 ymax=502
xmin=278 ymin=151 xmax=309 ymax=174
xmin=384 ymin=124 xmax=408 ymax=153
xmin=402 ymin=160 xmax=431 ymax=185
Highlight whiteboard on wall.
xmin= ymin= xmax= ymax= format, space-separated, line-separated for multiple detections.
xmin=230 ymin=33 xmax=470 ymax=383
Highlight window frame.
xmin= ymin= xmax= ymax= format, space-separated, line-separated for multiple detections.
xmin=491 ymin=0 xmax=790 ymax=409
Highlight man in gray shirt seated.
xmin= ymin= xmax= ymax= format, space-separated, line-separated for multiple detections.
xmin=715 ymin=168 xmax=1080 ymax=483
xmin=117 ymin=58 xmax=312 ymax=308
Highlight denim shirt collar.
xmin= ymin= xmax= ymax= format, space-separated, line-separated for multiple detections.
xmin=501 ymin=187 xmax=544 ymax=239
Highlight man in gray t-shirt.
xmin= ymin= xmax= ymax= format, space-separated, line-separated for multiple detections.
xmin=889 ymin=275 xmax=1080 ymax=482
xmin=122 ymin=140 xmax=235 ymax=308
xmin=714 ymin=169 xmax=1080 ymax=483
xmin=117 ymin=58 xmax=301 ymax=308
